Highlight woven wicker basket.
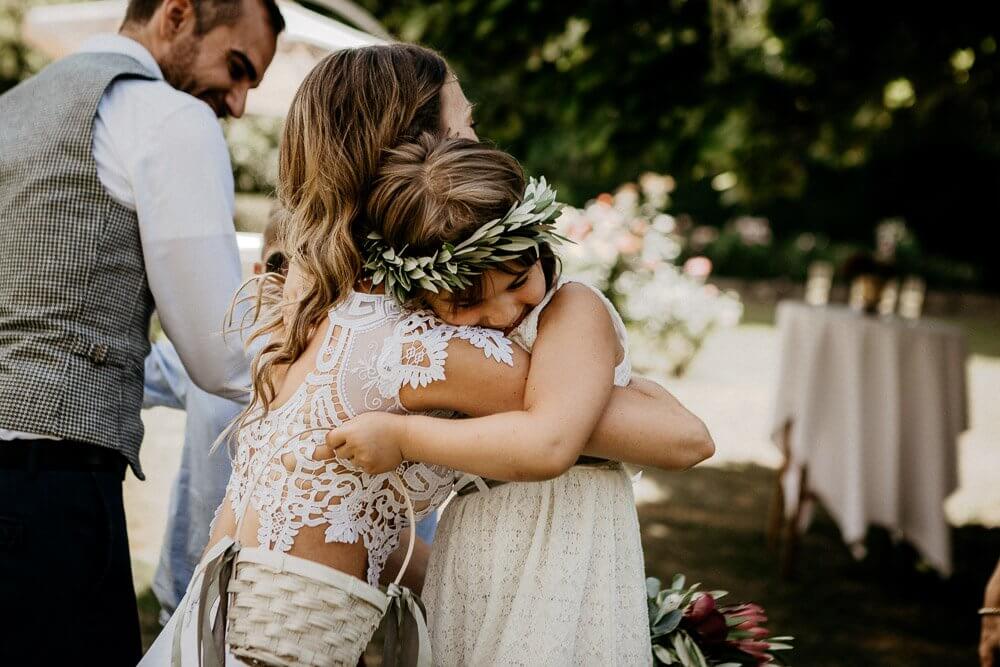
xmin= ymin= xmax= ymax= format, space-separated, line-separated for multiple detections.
xmin=219 ymin=427 xmax=419 ymax=667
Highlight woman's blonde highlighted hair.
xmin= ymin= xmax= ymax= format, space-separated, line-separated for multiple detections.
xmin=226 ymin=44 xmax=451 ymax=433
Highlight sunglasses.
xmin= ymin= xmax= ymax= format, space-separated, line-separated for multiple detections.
xmin=265 ymin=251 xmax=288 ymax=276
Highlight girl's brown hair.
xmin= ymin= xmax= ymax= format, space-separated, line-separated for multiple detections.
xmin=367 ymin=133 xmax=559 ymax=311
xmin=228 ymin=44 xmax=450 ymax=426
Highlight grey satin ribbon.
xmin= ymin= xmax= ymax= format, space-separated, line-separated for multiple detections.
xmin=172 ymin=537 xmax=239 ymax=667
xmin=381 ymin=582 xmax=433 ymax=667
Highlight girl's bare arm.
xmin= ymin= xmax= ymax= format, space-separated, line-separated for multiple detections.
xmin=390 ymin=283 xmax=617 ymax=481
xmin=400 ymin=297 xmax=714 ymax=472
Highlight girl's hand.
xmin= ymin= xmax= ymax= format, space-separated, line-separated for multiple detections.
xmin=320 ymin=412 xmax=407 ymax=474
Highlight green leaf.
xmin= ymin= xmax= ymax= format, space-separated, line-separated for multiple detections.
xmin=671 ymin=632 xmax=694 ymax=666
xmin=684 ymin=634 xmax=709 ymax=667
xmin=646 ymin=578 xmax=662 ymax=599
xmin=671 ymin=574 xmax=686 ymax=591
xmin=652 ymin=645 xmax=676 ymax=665
xmin=652 ymin=609 xmax=683 ymax=635
xmin=498 ymin=239 xmax=538 ymax=252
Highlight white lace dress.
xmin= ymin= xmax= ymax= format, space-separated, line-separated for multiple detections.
xmin=422 ymin=279 xmax=652 ymax=666
xmin=141 ymin=291 xmax=513 ymax=666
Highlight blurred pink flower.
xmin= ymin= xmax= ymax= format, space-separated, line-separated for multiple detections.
xmin=597 ymin=193 xmax=614 ymax=205
xmin=616 ymin=232 xmax=643 ymax=255
xmin=566 ymin=220 xmax=593 ymax=241
xmin=629 ymin=218 xmax=650 ymax=236
xmin=683 ymin=256 xmax=713 ymax=280
xmin=725 ymin=602 xmax=768 ymax=627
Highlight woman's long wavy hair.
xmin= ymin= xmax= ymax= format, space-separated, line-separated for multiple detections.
xmin=225 ymin=43 xmax=450 ymax=434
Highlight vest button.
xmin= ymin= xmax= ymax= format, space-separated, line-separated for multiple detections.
xmin=89 ymin=343 xmax=109 ymax=365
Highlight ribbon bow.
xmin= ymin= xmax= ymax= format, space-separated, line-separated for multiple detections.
xmin=381 ymin=582 xmax=433 ymax=667
xmin=170 ymin=537 xmax=240 ymax=667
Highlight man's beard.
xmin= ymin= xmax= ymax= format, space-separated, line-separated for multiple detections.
xmin=159 ymin=35 xmax=229 ymax=118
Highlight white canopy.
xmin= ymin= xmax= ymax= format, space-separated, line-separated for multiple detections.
xmin=21 ymin=0 xmax=384 ymax=117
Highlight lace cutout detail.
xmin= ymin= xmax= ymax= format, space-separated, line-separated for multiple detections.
xmin=226 ymin=292 xmax=512 ymax=585
xmin=375 ymin=311 xmax=514 ymax=402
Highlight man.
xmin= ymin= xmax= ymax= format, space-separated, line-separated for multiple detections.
xmin=0 ymin=0 xmax=282 ymax=663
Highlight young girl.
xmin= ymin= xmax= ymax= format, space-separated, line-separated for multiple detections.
xmin=142 ymin=46 xmax=711 ymax=665
xmin=326 ymin=134 xmax=714 ymax=665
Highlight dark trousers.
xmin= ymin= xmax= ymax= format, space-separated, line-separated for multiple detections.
xmin=0 ymin=443 xmax=142 ymax=666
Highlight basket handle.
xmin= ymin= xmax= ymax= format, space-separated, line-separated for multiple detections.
xmin=231 ymin=426 xmax=420 ymax=587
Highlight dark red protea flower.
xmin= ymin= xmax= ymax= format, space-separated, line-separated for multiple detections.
xmin=682 ymin=594 xmax=729 ymax=644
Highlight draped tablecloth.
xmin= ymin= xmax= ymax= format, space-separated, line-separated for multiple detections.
xmin=771 ymin=301 xmax=968 ymax=574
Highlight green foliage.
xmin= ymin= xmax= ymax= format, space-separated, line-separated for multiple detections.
xmin=0 ymin=0 xmax=67 ymax=92
xmin=5 ymin=0 xmax=999 ymax=288
xmin=358 ymin=0 xmax=1000 ymax=289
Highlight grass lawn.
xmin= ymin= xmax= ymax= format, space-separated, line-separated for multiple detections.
xmin=638 ymin=464 xmax=999 ymax=667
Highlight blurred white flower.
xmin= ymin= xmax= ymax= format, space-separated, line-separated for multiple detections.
xmin=875 ymin=218 xmax=908 ymax=261
xmin=731 ymin=216 xmax=772 ymax=246
xmin=554 ymin=177 xmax=743 ymax=375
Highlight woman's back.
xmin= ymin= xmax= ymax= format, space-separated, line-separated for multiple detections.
xmin=213 ymin=290 xmax=513 ymax=585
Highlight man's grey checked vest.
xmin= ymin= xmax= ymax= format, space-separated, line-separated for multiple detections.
xmin=0 ymin=53 xmax=158 ymax=478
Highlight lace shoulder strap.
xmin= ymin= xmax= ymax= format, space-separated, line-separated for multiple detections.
xmin=375 ymin=310 xmax=513 ymax=403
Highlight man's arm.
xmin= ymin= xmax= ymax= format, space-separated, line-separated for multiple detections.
xmin=130 ymin=102 xmax=250 ymax=401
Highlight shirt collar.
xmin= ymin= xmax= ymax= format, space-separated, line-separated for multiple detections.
xmin=77 ymin=33 xmax=164 ymax=81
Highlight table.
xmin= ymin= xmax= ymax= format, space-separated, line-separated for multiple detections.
xmin=769 ymin=301 xmax=968 ymax=575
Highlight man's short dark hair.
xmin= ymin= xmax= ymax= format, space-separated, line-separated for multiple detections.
xmin=124 ymin=0 xmax=285 ymax=37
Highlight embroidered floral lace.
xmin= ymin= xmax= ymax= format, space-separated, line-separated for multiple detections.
xmin=224 ymin=291 xmax=513 ymax=585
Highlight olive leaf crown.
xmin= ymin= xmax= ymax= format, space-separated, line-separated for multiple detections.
xmin=363 ymin=176 xmax=567 ymax=303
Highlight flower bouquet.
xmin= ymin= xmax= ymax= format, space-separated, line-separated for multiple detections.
xmin=647 ymin=575 xmax=793 ymax=666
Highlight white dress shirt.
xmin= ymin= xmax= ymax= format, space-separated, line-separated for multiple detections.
xmin=1 ymin=34 xmax=250 ymax=442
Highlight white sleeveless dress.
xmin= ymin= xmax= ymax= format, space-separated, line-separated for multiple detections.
xmin=423 ymin=279 xmax=652 ymax=666
xmin=140 ymin=291 xmax=513 ymax=665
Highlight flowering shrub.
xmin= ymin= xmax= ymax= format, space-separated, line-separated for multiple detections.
xmin=555 ymin=174 xmax=742 ymax=376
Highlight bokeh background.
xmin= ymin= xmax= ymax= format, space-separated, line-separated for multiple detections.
xmin=2 ymin=1 xmax=999 ymax=665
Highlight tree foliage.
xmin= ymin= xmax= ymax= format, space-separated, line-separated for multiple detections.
xmin=5 ymin=0 xmax=1000 ymax=287
xmin=357 ymin=0 xmax=1000 ymax=288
